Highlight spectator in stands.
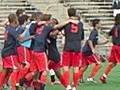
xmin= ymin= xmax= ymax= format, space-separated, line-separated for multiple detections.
xmin=113 ymin=0 xmax=120 ymax=17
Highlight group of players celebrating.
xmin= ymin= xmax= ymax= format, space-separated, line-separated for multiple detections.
xmin=0 ymin=7 xmax=120 ymax=90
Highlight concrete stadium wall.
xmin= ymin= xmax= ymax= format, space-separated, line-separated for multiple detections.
xmin=58 ymin=0 xmax=113 ymax=2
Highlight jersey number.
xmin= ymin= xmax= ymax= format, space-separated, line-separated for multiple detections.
xmin=35 ymin=26 xmax=44 ymax=35
xmin=71 ymin=24 xmax=78 ymax=33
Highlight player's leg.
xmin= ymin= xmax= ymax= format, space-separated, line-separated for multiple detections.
xmin=16 ymin=51 xmax=37 ymax=88
xmin=100 ymin=45 xmax=118 ymax=83
xmin=79 ymin=66 xmax=88 ymax=83
xmin=33 ymin=52 xmax=48 ymax=90
xmin=87 ymin=63 xmax=101 ymax=83
xmin=0 ymin=68 xmax=12 ymax=90
xmin=62 ymin=51 xmax=71 ymax=90
xmin=17 ymin=46 xmax=31 ymax=82
xmin=38 ymin=71 xmax=47 ymax=90
xmin=100 ymin=62 xmax=116 ymax=83
xmin=10 ymin=55 xmax=20 ymax=90
xmin=48 ymin=61 xmax=61 ymax=85
xmin=3 ymin=72 xmax=10 ymax=89
xmin=17 ymin=63 xmax=30 ymax=82
xmin=86 ymin=54 xmax=101 ymax=83
xmin=0 ymin=69 xmax=10 ymax=89
xmin=79 ymin=54 xmax=89 ymax=83
xmin=49 ymin=69 xmax=56 ymax=85
xmin=72 ymin=52 xmax=81 ymax=90
xmin=11 ymin=69 xmax=19 ymax=90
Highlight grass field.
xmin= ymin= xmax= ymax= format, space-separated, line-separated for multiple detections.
xmin=2 ymin=62 xmax=120 ymax=90
xmin=46 ymin=62 xmax=120 ymax=90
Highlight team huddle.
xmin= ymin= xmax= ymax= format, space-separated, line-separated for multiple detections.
xmin=0 ymin=7 xmax=120 ymax=90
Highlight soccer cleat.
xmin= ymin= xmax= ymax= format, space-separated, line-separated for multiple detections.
xmin=100 ymin=76 xmax=106 ymax=84
xmin=15 ymin=83 xmax=24 ymax=90
xmin=87 ymin=78 xmax=97 ymax=83
xmin=72 ymin=87 xmax=76 ymax=90
xmin=3 ymin=83 xmax=9 ymax=89
xmin=79 ymin=78 xmax=85 ymax=83
xmin=19 ymin=77 xmax=27 ymax=86
xmin=40 ymin=83 xmax=45 ymax=90
xmin=66 ymin=85 xmax=72 ymax=90
xmin=50 ymin=81 xmax=61 ymax=85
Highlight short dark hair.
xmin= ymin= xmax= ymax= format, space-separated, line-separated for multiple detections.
xmin=18 ymin=15 xmax=29 ymax=25
xmin=8 ymin=13 xmax=17 ymax=23
xmin=92 ymin=19 xmax=100 ymax=27
xmin=115 ymin=14 xmax=120 ymax=25
xmin=68 ymin=8 xmax=76 ymax=17
xmin=30 ymin=12 xmax=43 ymax=21
xmin=40 ymin=14 xmax=52 ymax=21
xmin=16 ymin=9 xmax=25 ymax=17
xmin=76 ymin=15 xmax=80 ymax=21
xmin=51 ymin=18 xmax=59 ymax=24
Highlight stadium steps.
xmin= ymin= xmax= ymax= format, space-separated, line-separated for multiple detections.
xmin=69 ymin=1 xmax=114 ymax=32
xmin=66 ymin=1 xmax=113 ymax=56
xmin=0 ymin=0 xmax=40 ymax=42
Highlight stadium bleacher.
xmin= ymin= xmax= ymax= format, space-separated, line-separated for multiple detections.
xmin=0 ymin=0 xmax=114 ymax=55
xmin=68 ymin=1 xmax=114 ymax=32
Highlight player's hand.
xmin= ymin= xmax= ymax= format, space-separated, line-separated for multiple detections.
xmin=105 ymin=40 xmax=109 ymax=44
xmin=38 ymin=21 xmax=46 ymax=25
xmin=92 ymin=49 xmax=95 ymax=54
xmin=30 ymin=35 xmax=35 ymax=39
xmin=69 ymin=19 xmax=79 ymax=24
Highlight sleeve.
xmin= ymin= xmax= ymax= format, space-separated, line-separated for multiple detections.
xmin=109 ymin=26 xmax=116 ymax=36
xmin=46 ymin=25 xmax=54 ymax=33
xmin=88 ymin=30 xmax=96 ymax=41
xmin=17 ymin=27 xmax=24 ymax=35
xmin=108 ymin=29 xmax=112 ymax=36
xmin=80 ymin=22 xmax=84 ymax=40
xmin=58 ymin=25 xmax=66 ymax=31
xmin=29 ymin=23 xmax=37 ymax=35
xmin=9 ymin=28 xmax=20 ymax=41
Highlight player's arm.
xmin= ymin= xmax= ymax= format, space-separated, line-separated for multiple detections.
xmin=97 ymin=28 xmax=113 ymax=45
xmin=49 ymin=29 xmax=59 ymax=36
xmin=37 ymin=21 xmax=46 ymax=26
xmin=53 ymin=19 xmax=79 ymax=30
xmin=97 ymin=40 xmax=109 ymax=45
xmin=81 ymin=22 xmax=85 ymax=45
xmin=88 ymin=40 xmax=95 ymax=53
xmin=0 ymin=20 xmax=8 ymax=27
xmin=18 ymin=35 xmax=35 ymax=42
xmin=9 ymin=28 xmax=35 ymax=43
xmin=88 ymin=31 xmax=96 ymax=53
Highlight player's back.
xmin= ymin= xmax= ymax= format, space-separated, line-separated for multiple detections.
xmin=63 ymin=22 xmax=84 ymax=52
xmin=2 ymin=25 xmax=19 ymax=57
xmin=110 ymin=24 xmax=120 ymax=45
xmin=33 ymin=25 xmax=53 ymax=52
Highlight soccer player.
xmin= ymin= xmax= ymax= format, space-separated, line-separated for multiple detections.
xmin=16 ymin=9 xmax=26 ymax=18
xmin=18 ymin=14 xmax=78 ymax=90
xmin=61 ymin=8 xmax=84 ymax=90
xmin=47 ymin=18 xmax=61 ymax=85
xmin=79 ymin=19 xmax=108 ymax=83
xmin=100 ymin=14 xmax=120 ymax=84
xmin=0 ymin=13 xmax=34 ymax=90
xmin=16 ymin=14 xmax=31 ymax=84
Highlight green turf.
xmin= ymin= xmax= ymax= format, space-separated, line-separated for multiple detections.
xmin=46 ymin=62 xmax=120 ymax=90
xmin=3 ymin=63 xmax=120 ymax=90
